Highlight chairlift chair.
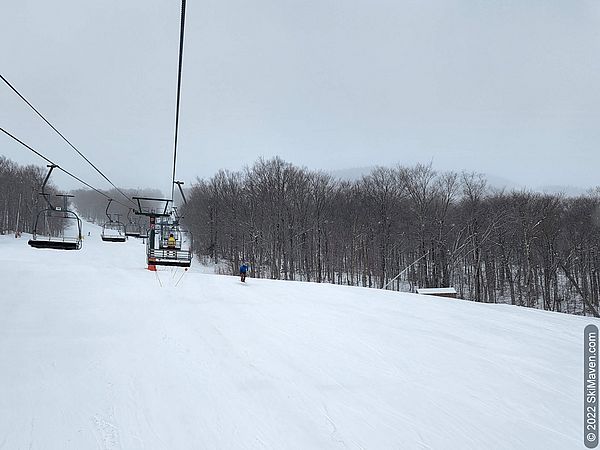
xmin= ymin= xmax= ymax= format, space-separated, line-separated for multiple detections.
xmin=158 ymin=220 xmax=183 ymax=250
xmin=28 ymin=205 xmax=83 ymax=250
xmin=101 ymin=222 xmax=127 ymax=242
xmin=28 ymin=165 xmax=83 ymax=251
xmin=147 ymin=229 xmax=193 ymax=267
xmin=101 ymin=200 xmax=127 ymax=242
xmin=132 ymin=196 xmax=193 ymax=268
xmin=147 ymin=215 xmax=192 ymax=267
xmin=125 ymin=209 xmax=142 ymax=238
xmin=125 ymin=225 xmax=141 ymax=238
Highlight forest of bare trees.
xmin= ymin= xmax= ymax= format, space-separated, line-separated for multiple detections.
xmin=0 ymin=156 xmax=58 ymax=236
xmin=0 ymin=156 xmax=162 ymax=236
xmin=3 ymin=154 xmax=600 ymax=317
xmin=183 ymin=157 xmax=600 ymax=317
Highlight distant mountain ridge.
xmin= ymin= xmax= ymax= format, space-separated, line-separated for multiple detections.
xmin=328 ymin=166 xmax=595 ymax=197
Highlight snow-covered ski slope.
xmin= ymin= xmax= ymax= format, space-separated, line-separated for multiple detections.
xmin=0 ymin=222 xmax=594 ymax=449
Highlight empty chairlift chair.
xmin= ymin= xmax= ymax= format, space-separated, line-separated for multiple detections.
xmin=28 ymin=198 xmax=83 ymax=250
xmin=101 ymin=221 xmax=127 ymax=242
xmin=100 ymin=200 xmax=127 ymax=243
xmin=28 ymin=165 xmax=83 ymax=251
xmin=139 ymin=227 xmax=149 ymax=239
xmin=125 ymin=209 xmax=142 ymax=238
xmin=125 ymin=223 xmax=141 ymax=238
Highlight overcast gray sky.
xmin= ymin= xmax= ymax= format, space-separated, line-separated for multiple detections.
xmin=2 ymin=0 xmax=600 ymax=195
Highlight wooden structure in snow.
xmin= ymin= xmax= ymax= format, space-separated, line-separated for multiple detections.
xmin=416 ymin=287 xmax=457 ymax=299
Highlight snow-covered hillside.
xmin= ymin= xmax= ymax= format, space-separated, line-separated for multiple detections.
xmin=0 ymin=222 xmax=593 ymax=449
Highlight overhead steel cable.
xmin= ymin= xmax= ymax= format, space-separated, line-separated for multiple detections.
xmin=0 ymin=73 xmax=138 ymax=208
xmin=170 ymin=0 xmax=187 ymax=203
xmin=0 ymin=127 xmax=132 ymax=209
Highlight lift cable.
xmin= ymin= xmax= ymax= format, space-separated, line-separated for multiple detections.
xmin=0 ymin=73 xmax=138 ymax=208
xmin=170 ymin=0 xmax=187 ymax=203
xmin=0 ymin=127 xmax=132 ymax=209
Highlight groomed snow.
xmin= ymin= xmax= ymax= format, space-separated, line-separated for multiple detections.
xmin=0 ymin=222 xmax=594 ymax=449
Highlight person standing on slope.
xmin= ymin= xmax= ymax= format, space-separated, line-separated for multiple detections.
xmin=239 ymin=263 xmax=249 ymax=282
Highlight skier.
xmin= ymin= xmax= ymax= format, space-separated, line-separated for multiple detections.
xmin=239 ymin=263 xmax=249 ymax=282
xmin=167 ymin=233 xmax=176 ymax=248
xmin=167 ymin=233 xmax=176 ymax=257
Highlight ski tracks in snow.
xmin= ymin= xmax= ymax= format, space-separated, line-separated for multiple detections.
xmin=90 ymin=381 xmax=122 ymax=450
xmin=92 ymin=411 xmax=121 ymax=450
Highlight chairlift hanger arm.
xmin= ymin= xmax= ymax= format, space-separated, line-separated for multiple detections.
xmin=40 ymin=164 xmax=58 ymax=209
xmin=105 ymin=199 xmax=113 ymax=222
xmin=174 ymin=180 xmax=187 ymax=205
xmin=41 ymin=164 xmax=57 ymax=194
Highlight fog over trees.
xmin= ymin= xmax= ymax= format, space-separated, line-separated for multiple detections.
xmin=70 ymin=188 xmax=163 ymax=226
xmin=2 ymin=154 xmax=600 ymax=317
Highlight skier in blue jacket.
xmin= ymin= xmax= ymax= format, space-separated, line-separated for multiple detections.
xmin=239 ymin=263 xmax=249 ymax=282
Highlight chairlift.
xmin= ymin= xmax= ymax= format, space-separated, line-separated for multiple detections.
xmin=28 ymin=165 xmax=83 ymax=251
xmin=139 ymin=227 xmax=149 ymax=239
xmin=158 ymin=219 xmax=183 ymax=250
xmin=148 ymin=220 xmax=193 ymax=267
xmin=133 ymin=196 xmax=193 ymax=268
xmin=125 ymin=208 xmax=142 ymax=238
xmin=101 ymin=200 xmax=127 ymax=242
xmin=125 ymin=226 xmax=141 ymax=238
